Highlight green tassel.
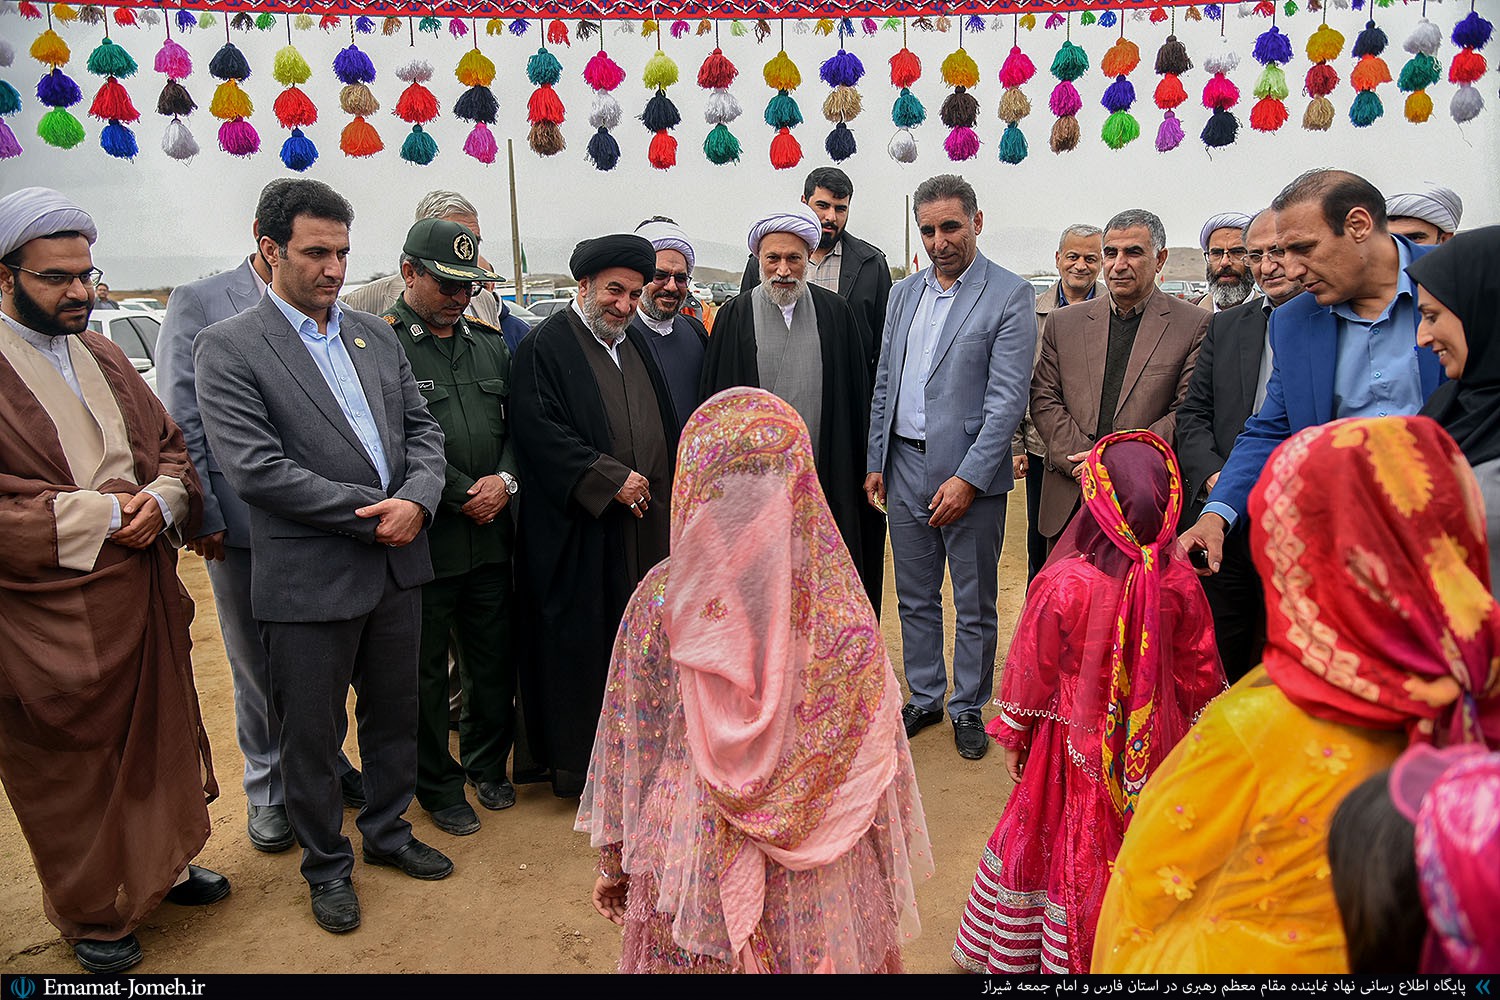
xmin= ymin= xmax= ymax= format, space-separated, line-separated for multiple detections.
xmin=255 ymin=12 xmax=276 ymax=30
xmin=999 ymin=121 xmax=1028 ymax=163
xmin=1101 ymin=110 xmax=1140 ymax=148
xmin=1080 ymin=11 xmax=1097 ymax=25
xmin=883 ymin=17 xmax=901 ymax=30
xmin=1051 ymin=42 xmax=1090 ymax=82
xmin=1284 ymin=1 xmax=1298 ymax=15
xmin=1398 ymin=53 xmax=1441 ymax=92
xmin=418 ymin=16 xmax=441 ymax=34
xmin=0 ymin=80 xmax=21 ymax=116
xmin=38 ymin=107 xmax=86 ymax=148
xmin=86 ymin=38 xmax=139 ymax=79
xmin=401 ymin=124 xmax=438 ymax=165
xmin=1254 ymin=65 xmax=1289 ymax=100
xmin=730 ymin=20 xmax=747 ymax=36
xmin=197 ymin=12 xmax=216 ymax=28
xmin=1349 ymin=90 xmax=1383 ymax=126
xmin=703 ymin=122 xmax=741 ymax=164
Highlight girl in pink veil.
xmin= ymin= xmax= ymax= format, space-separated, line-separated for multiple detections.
xmin=576 ymin=387 xmax=932 ymax=973
xmin=953 ymin=430 xmax=1225 ymax=974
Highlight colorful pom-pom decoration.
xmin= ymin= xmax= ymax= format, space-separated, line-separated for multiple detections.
xmin=819 ymin=47 xmax=865 ymax=162
xmin=153 ymin=37 xmax=196 ymax=161
xmin=1152 ymin=34 xmax=1192 ymax=151
xmin=699 ymin=48 xmax=741 ymax=165
xmin=1349 ymin=19 xmax=1391 ymax=126
xmin=939 ymin=46 xmax=979 ymax=161
xmin=270 ymin=44 xmax=315 ymax=169
xmin=583 ymin=49 xmax=625 ymax=171
xmin=1447 ymin=10 xmax=1491 ymax=124
xmin=207 ymin=42 xmax=257 ymax=157
xmin=1250 ymin=25 xmax=1292 ymax=132
xmin=1303 ymin=22 xmax=1344 ymax=130
xmin=333 ymin=44 xmax=380 ymax=158
xmin=395 ymin=60 xmax=438 ymax=164
xmin=889 ymin=46 xmax=923 ymax=161
xmin=1048 ymin=40 xmax=1088 ymax=153
xmin=86 ymin=40 xmax=139 ymax=160
xmin=1397 ymin=19 xmax=1442 ymax=123
xmin=1201 ymin=40 xmax=1241 ymax=148
xmin=454 ymin=45 xmax=498 ymax=164
xmin=764 ymin=49 xmax=804 ymax=170
xmin=527 ymin=47 xmax=566 ymax=157
xmin=641 ymin=49 xmax=681 ymax=170
xmin=1100 ymin=36 xmax=1142 ymax=149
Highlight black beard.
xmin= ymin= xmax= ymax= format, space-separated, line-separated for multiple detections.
xmin=639 ymin=291 xmax=682 ymax=321
xmin=9 ymin=277 xmax=90 ymax=337
xmin=818 ymin=229 xmax=838 ymax=251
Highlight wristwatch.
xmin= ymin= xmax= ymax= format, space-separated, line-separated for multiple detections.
xmin=499 ymin=472 xmax=519 ymax=496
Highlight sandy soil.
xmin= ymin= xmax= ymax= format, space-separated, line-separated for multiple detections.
xmin=0 ymin=495 xmax=1032 ymax=975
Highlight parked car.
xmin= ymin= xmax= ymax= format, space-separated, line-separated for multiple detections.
xmin=526 ymin=298 xmax=573 ymax=320
xmin=505 ymin=301 xmax=544 ymax=328
xmin=1160 ymin=280 xmax=1194 ymax=300
xmin=119 ymin=296 xmax=165 ymax=312
xmin=710 ymin=282 xmax=739 ymax=304
xmin=1029 ymin=274 xmax=1060 ymax=297
xmin=88 ymin=310 xmax=162 ymax=397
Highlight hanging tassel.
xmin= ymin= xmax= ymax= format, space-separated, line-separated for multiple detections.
xmin=454 ymin=47 xmax=498 ymax=163
xmin=217 ymin=117 xmax=259 ymax=156
xmin=824 ymin=119 xmax=856 ymax=160
xmin=730 ymin=21 xmax=748 ymax=38
xmin=1447 ymin=10 xmax=1491 ymax=124
xmin=1303 ymin=22 xmax=1344 ymax=129
xmin=888 ymin=45 xmax=923 ymax=161
xmin=586 ymin=127 xmax=620 ymax=170
xmin=292 ymin=13 xmax=313 ymax=31
xmin=159 ymin=115 xmax=195 ymax=159
xmin=769 ymin=126 xmax=802 ymax=168
xmin=383 ymin=17 xmax=401 ymax=36
xmin=647 ymin=129 xmax=676 ymax=168
xmin=669 ymin=19 xmax=690 ymax=39
xmin=1249 ymin=25 xmax=1292 ymax=132
xmin=888 ymin=129 xmax=917 ymax=162
xmin=448 ymin=18 xmax=467 ymax=40
xmin=699 ymin=48 xmax=741 ymax=167
xmin=353 ymin=16 xmax=373 ymax=34
xmin=865 ymin=18 xmax=880 ymax=35
xmin=86 ymin=38 xmax=137 ymax=78
xmin=17 ymin=1 xmax=41 ymax=18
xmin=1348 ymin=20 xmax=1391 ymax=126
xmin=584 ymin=49 xmax=625 ymax=172
xmin=279 ymin=126 xmax=316 ymax=170
xmin=333 ymin=44 xmax=379 ymax=157
xmin=1048 ymin=40 xmax=1088 ymax=154
xmin=765 ymin=49 xmax=804 ymax=169
xmin=703 ymin=122 xmax=740 ymax=164
xmin=1153 ymin=33 xmax=1191 ymax=152
xmin=254 ymin=13 xmax=275 ymax=31
xmin=463 ymin=121 xmax=498 ymax=164
xmin=1397 ymin=19 xmax=1442 ymax=122
xmin=546 ymin=19 xmax=569 ymax=46
xmin=1200 ymin=41 xmax=1241 ymax=147
xmin=527 ymin=48 xmax=566 ymax=157
xmin=339 ymin=116 xmax=381 ymax=156
xmin=1099 ymin=37 xmax=1142 ymax=149
xmin=400 ymin=124 xmax=437 ymax=165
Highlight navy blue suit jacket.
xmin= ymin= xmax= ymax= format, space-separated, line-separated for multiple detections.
xmin=1211 ymin=237 xmax=1443 ymax=522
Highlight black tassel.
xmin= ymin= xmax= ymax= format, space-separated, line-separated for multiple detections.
xmin=454 ymin=86 xmax=499 ymax=124
xmin=825 ymin=121 xmax=857 ymax=160
xmin=640 ymin=91 xmax=681 ymax=131
xmin=1200 ymin=107 xmax=1239 ymax=147
xmin=1352 ymin=20 xmax=1387 ymax=57
xmin=208 ymin=43 xmax=251 ymax=81
xmin=587 ymin=127 xmax=620 ymax=170
xmin=157 ymin=80 xmax=197 ymax=116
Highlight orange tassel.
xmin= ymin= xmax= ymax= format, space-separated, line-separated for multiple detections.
xmin=340 ymin=115 xmax=383 ymax=156
xmin=1350 ymin=56 xmax=1391 ymax=91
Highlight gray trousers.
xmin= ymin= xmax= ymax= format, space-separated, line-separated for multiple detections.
xmin=206 ymin=545 xmax=352 ymax=805
xmin=886 ymin=437 xmax=1006 ymax=719
xmin=261 ymin=570 xmax=419 ymax=886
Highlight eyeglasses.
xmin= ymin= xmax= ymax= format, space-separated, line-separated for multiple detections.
xmin=422 ymin=270 xmax=480 ymax=298
xmin=1203 ymin=248 xmax=1249 ymax=262
xmin=1244 ymin=248 xmax=1288 ymax=264
xmin=652 ymin=269 xmax=690 ymax=286
xmin=11 ymin=266 xmax=105 ymax=288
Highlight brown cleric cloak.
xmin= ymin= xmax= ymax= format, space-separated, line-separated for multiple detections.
xmin=0 ymin=327 xmax=214 ymax=943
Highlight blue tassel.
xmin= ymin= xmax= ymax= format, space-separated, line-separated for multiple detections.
xmin=280 ymin=127 xmax=318 ymax=171
xmin=1200 ymin=107 xmax=1239 ymax=146
xmin=641 ymin=91 xmax=681 ymax=131
xmin=1102 ymin=76 xmax=1136 ymax=112
xmin=1349 ymin=89 xmax=1383 ymax=126
xmin=586 ymin=127 xmax=620 ymax=170
xmin=765 ymin=91 xmax=804 ymax=129
xmin=838 ymin=17 xmax=854 ymax=39
xmin=99 ymin=120 xmax=137 ymax=159
xmin=527 ymin=48 xmax=562 ymax=87
xmin=1353 ymin=21 xmax=1387 ymax=57
xmin=824 ymin=121 xmax=856 ymax=160
xmin=176 ymin=9 xmax=197 ymax=32
xmin=1204 ymin=5 xmax=1222 ymax=21
xmin=0 ymin=80 xmax=21 ymax=116
xmin=999 ymin=121 xmax=1028 ymax=163
xmin=333 ymin=45 xmax=376 ymax=85
xmin=1451 ymin=11 xmax=1494 ymax=49
xmin=454 ymin=86 xmax=499 ymax=124
xmin=36 ymin=69 xmax=82 ymax=108
xmin=966 ymin=15 xmax=986 ymax=32
xmin=1254 ymin=26 xmax=1294 ymax=65
xmin=819 ymin=49 xmax=865 ymax=88
xmin=209 ymin=43 xmax=251 ymax=82
xmin=1099 ymin=10 xmax=1118 ymax=28
xmin=400 ymin=124 xmax=438 ymax=164
xmin=892 ymin=88 xmax=926 ymax=128
xmin=354 ymin=16 xmax=375 ymax=34
xmin=508 ymin=19 xmax=528 ymax=36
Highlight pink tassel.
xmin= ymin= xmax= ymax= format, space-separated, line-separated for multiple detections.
xmin=1000 ymin=45 xmax=1037 ymax=87
xmin=583 ymin=50 xmax=626 ymax=91
xmin=1045 ymin=13 xmax=1066 ymax=29
xmin=154 ymin=38 xmax=193 ymax=79
xmin=1203 ymin=74 xmax=1240 ymax=108
xmin=1049 ymin=80 xmax=1082 ymax=116
xmin=217 ymin=118 xmax=260 ymax=156
xmin=464 ymin=121 xmax=498 ymax=163
xmin=944 ymin=125 xmax=980 ymax=159
xmin=1155 ymin=109 xmax=1185 ymax=149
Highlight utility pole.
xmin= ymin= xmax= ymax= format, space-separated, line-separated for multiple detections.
xmin=507 ymin=138 xmax=524 ymax=305
xmin=904 ymin=195 xmax=911 ymax=278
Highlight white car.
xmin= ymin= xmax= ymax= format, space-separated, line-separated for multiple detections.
xmin=88 ymin=310 xmax=162 ymax=398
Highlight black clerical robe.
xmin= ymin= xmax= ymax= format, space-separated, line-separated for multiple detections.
xmin=700 ymin=283 xmax=885 ymax=612
xmin=510 ymin=308 xmax=678 ymax=793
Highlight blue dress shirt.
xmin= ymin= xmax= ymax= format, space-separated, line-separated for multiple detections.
xmin=892 ymin=261 xmax=973 ymax=440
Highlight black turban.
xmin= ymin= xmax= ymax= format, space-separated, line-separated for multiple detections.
xmin=569 ymin=234 xmax=657 ymax=283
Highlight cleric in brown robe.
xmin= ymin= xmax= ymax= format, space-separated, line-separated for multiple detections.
xmin=510 ymin=234 xmax=678 ymax=798
xmin=700 ymin=208 xmax=882 ymax=611
xmin=0 ymin=188 xmax=223 ymax=975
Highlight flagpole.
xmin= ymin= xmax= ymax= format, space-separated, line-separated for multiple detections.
xmin=508 ymin=138 xmax=524 ymax=306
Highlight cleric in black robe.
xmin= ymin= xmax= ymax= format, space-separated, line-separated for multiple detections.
xmin=510 ymin=234 xmax=678 ymax=798
xmin=700 ymin=208 xmax=884 ymax=612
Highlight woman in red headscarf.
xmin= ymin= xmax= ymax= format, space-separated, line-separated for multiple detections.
xmin=575 ymin=387 xmax=931 ymax=974
xmin=952 ymin=430 xmax=1226 ymax=975
xmin=1094 ymin=415 xmax=1500 ymax=974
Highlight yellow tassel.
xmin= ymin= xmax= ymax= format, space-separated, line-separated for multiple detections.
xmin=53 ymin=3 xmax=78 ymax=22
xmin=1404 ymin=90 xmax=1433 ymax=122
xmin=210 ymin=79 xmax=253 ymax=120
xmin=456 ymin=47 xmax=496 ymax=88
xmin=763 ymin=50 xmax=801 ymax=91
xmin=486 ymin=19 xmax=504 ymax=36
xmin=30 ymin=28 xmax=70 ymax=66
xmin=293 ymin=12 xmax=314 ymax=31
xmin=641 ymin=18 xmax=658 ymax=37
xmin=941 ymin=48 xmax=980 ymax=89
xmin=1019 ymin=13 xmax=1037 ymax=30
xmin=814 ymin=18 xmax=835 ymax=36
xmin=1306 ymin=23 xmax=1345 ymax=62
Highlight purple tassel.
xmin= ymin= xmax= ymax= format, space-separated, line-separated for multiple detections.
xmin=1352 ymin=0 xmax=1364 ymax=9
xmin=37 ymin=69 xmax=82 ymax=108
xmin=670 ymin=19 xmax=690 ymax=39
xmin=1253 ymin=26 xmax=1294 ymax=64
xmin=819 ymin=49 xmax=865 ymax=87
xmin=1046 ymin=13 xmax=1066 ymax=29
xmin=508 ymin=19 xmax=528 ymax=36
xmin=354 ymin=16 xmax=374 ymax=34
xmin=967 ymin=15 xmax=986 ymax=31
xmin=944 ymin=125 xmax=980 ymax=160
xmin=1050 ymin=81 xmax=1082 ymax=116
xmin=0 ymin=119 xmax=22 ymax=159
xmin=1205 ymin=4 xmax=1223 ymax=21
xmin=863 ymin=17 xmax=879 ymax=35
xmin=333 ymin=44 xmax=376 ymax=85
xmin=1156 ymin=110 xmax=1185 ymax=150
xmin=176 ymin=9 xmax=196 ymax=32
xmin=218 ymin=117 xmax=260 ymax=156
xmin=1102 ymin=76 xmax=1136 ymax=112
xmin=838 ymin=17 xmax=854 ymax=39
xmin=1451 ymin=11 xmax=1493 ymax=49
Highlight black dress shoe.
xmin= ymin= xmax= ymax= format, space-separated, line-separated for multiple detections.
xmin=164 ymin=865 xmax=231 ymax=906
xmin=310 ymin=877 xmax=361 ymax=933
xmin=470 ymin=778 xmax=516 ymax=811
xmin=74 ymin=933 xmax=142 ymax=975
xmin=340 ymin=769 xmax=366 ymax=810
xmin=247 ymin=803 xmax=295 ymax=853
xmin=428 ymin=801 xmax=481 ymax=836
xmin=363 ymin=838 xmax=454 ymax=880
xmin=901 ymin=702 xmax=945 ymax=739
xmin=954 ymin=712 xmax=989 ymax=760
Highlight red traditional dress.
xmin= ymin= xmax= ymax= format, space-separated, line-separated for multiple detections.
xmin=953 ymin=430 xmax=1224 ymax=974
xmin=576 ymin=387 xmax=932 ymax=973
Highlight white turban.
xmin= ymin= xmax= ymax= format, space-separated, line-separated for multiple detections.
xmin=634 ymin=219 xmax=695 ymax=272
xmin=1386 ymin=186 xmax=1463 ymax=235
xmin=747 ymin=207 xmax=821 ymax=255
xmin=1199 ymin=212 xmax=1253 ymax=251
xmin=0 ymin=187 xmax=97 ymax=261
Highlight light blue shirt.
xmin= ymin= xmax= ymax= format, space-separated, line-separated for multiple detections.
xmin=266 ymin=288 xmax=391 ymax=491
xmin=1204 ymin=237 xmax=1424 ymax=529
xmin=892 ymin=261 xmax=972 ymax=440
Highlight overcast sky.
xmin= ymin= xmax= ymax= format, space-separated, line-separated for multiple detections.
xmin=1 ymin=1 xmax=1495 ymax=287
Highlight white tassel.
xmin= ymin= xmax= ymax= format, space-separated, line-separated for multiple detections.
xmin=705 ymin=88 xmax=743 ymax=124
xmin=162 ymin=117 xmax=199 ymax=161
xmin=887 ymin=129 xmax=917 ymax=162
xmin=589 ymin=91 xmax=621 ymax=129
xmin=1204 ymin=43 xmax=1241 ymax=76
xmin=0 ymin=38 xmax=13 ymax=66
xmin=1403 ymin=18 xmax=1443 ymax=56
xmin=139 ymin=8 xmax=160 ymax=24
xmin=396 ymin=60 xmax=434 ymax=83
xmin=1451 ymin=83 xmax=1484 ymax=123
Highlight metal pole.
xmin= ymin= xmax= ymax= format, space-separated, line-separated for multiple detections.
xmin=904 ymin=195 xmax=911 ymax=278
xmin=508 ymin=138 xmax=524 ymax=305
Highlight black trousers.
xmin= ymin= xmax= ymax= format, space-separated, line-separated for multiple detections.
xmin=1024 ymin=451 xmax=1047 ymax=585
xmin=415 ymin=562 xmax=515 ymax=811
xmin=262 ymin=570 xmax=419 ymax=886
xmin=1201 ymin=525 xmax=1267 ymax=684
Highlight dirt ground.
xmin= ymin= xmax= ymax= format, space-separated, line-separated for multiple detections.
xmin=0 ymin=495 xmax=1032 ymax=975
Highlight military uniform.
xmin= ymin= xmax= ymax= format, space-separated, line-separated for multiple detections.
xmin=384 ymin=293 xmax=519 ymax=816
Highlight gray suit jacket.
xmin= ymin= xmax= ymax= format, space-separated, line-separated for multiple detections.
xmin=194 ymin=295 xmax=445 ymax=622
xmin=868 ymin=252 xmax=1036 ymax=498
xmin=156 ymin=257 xmax=263 ymax=547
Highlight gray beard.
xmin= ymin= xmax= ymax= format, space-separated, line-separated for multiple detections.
xmin=764 ymin=276 xmax=807 ymax=309
xmin=580 ymin=293 xmax=629 ymax=343
xmin=1210 ymin=271 xmax=1256 ymax=310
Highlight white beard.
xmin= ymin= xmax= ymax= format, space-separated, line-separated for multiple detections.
xmin=765 ymin=276 xmax=807 ymax=308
